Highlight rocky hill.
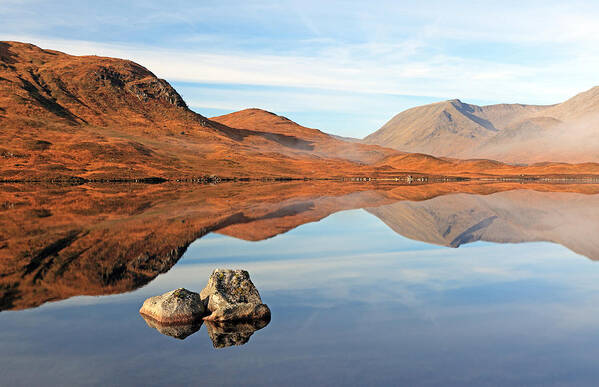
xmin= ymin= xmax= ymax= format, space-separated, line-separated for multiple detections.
xmin=0 ymin=41 xmax=394 ymax=181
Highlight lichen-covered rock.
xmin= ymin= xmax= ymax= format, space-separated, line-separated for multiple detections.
xmin=200 ymin=269 xmax=271 ymax=322
xmin=141 ymin=314 xmax=202 ymax=340
xmin=205 ymin=318 xmax=270 ymax=348
xmin=139 ymin=288 xmax=205 ymax=324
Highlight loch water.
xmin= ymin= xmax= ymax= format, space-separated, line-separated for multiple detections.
xmin=2 ymin=183 xmax=599 ymax=386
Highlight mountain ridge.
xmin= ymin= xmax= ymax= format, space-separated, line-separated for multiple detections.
xmin=2 ymin=41 xmax=599 ymax=180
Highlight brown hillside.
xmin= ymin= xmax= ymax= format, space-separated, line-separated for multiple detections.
xmin=0 ymin=42 xmax=383 ymax=180
xmin=211 ymin=108 xmax=397 ymax=164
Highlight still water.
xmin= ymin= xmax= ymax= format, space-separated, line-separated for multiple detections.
xmin=2 ymin=184 xmax=599 ymax=386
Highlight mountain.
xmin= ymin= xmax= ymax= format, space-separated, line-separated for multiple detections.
xmin=365 ymin=99 xmax=540 ymax=156
xmin=364 ymin=87 xmax=599 ymax=163
xmin=2 ymin=41 xmax=599 ymax=180
xmin=0 ymin=41 xmax=395 ymax=181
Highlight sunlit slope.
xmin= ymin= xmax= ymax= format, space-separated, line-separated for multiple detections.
xmin=365 ymin=87 xmax=599 ymax=163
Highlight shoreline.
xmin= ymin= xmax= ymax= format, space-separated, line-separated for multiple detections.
xmin=3 ymin=174 xmax=599 ymax=185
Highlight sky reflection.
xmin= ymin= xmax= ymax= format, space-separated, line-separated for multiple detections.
xmin=1 ymin=209 xmax=599 ymax=386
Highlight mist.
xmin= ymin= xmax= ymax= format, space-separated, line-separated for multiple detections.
xmin=467 ymin=112 xmax=599 ymax=164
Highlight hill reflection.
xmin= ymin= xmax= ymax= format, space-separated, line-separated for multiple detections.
xmin=2 ymin=181 xmax=599 ymax=311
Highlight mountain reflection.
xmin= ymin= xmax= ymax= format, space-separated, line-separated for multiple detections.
xmin=367 ymin=190 xmax=599 ymax=260
xmin=1 ymin=181 xmax=599 ymax=312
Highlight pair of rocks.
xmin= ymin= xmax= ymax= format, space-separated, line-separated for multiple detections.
xmin=139 ymin=269 xmax=270 ymax=325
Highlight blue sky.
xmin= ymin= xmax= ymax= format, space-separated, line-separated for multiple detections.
xmin=2 ymin=0 xmax=599 ymax=137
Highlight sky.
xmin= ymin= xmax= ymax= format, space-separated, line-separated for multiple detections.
xmin=2 ymin=0 xmax=599 ymax=137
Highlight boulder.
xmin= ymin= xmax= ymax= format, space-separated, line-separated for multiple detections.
xmin=139 ymin=288 xmax=205 ymax=324
xmin=200 ymin=269 xmax=271 ymax=322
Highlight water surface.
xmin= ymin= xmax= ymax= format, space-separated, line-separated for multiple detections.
xmin=2 ymin=183 xmax=599 ymax=386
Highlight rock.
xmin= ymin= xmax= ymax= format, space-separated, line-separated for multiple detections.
xmin=205 ymin=303 xmax=271 ymax=322
xmin=205 ymin=318 xmax=270 ymax=348
xmin=141 ymin=314 xmax=203 ymax=340
xmin=139 ymin=288 xmax=205 ymax=324
xmin=200 ymin=269 xmax=271 ymax=322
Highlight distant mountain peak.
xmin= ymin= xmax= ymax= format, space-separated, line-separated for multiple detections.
xmin=364 ymin=87 xmax=599 ymax=163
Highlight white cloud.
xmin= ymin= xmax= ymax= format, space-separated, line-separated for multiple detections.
xmin=4 ymin=34 xmax=597 ymax=106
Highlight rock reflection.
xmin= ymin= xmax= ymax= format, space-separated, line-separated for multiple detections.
xmin=141 ymin=314 xmax=203 ymax=340
xmin=205 ymin=318 xmax=271 ymax=348
xmin=140 ymin=313 xmax=270 ymax=347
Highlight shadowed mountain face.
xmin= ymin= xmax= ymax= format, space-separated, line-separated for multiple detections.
xmin=365 ymin=87 xmax=599 ymax=163
xmin=2 ymin=182 xmax=599 ymax=312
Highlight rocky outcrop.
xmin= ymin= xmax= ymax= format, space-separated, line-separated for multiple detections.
xmin=200 ymin=269 xmax=271 ymax=322
xmin=205 ymin=319 xmax=270 ymax=348
xmin=125 ymin=76 xmax=188 ymax=108
xmin=139 ymin=270 xmax=271 ymax=344
xmin=139 ymin=288 xmax=205 ymax=324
